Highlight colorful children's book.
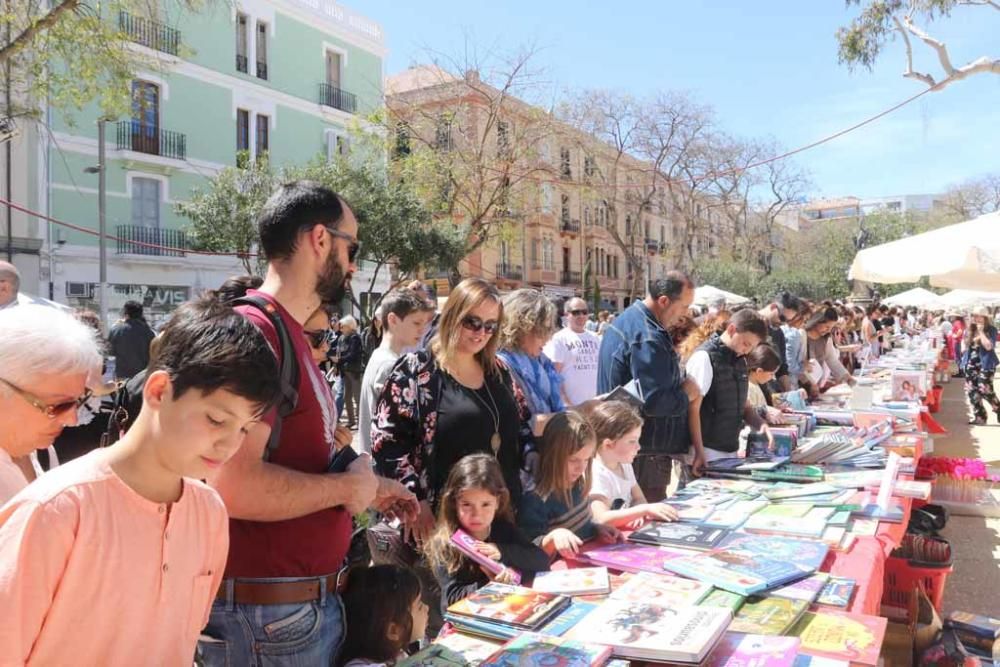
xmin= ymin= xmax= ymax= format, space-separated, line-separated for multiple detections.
xmin=628 ymin=522 xmax=730 ymax=550
xmin=397 ymin=644 xmax=470 ymax=667
xmin=946 ymin=611 xmax=1000 ymax=639
xmin=538 ymin=600 xmax=601 ymax=636
xmin=479 ymin=632 xmax=612 ymax=667
xmin=742 ymin=514 xmax=827 ymax=539
xmin=450 ymin=529 xmax=522 ymax=584
xmin=582 ymin=543 xmax=694 ymax=574
xmin=851 ymin=502 xmax=905 ymax=524
xmin=445 ymin=582 xmax=569 ymax=630
xmin=662 ymin=502 xmax=717 ymax=523
xmin=846 ymin=519 xmax=878 ymax=536
xmin=729 ymin=597 xmax=810 ymax=636
xmin=609 ymin=571 xmax=713 ymax=607
xmin=563 ymin=599 xmax=732 ymax=662
xmin=750 ymin=464 xmax=825 ymax=483
xmin=700 ymin=589 xmax=746 ymax=613
xmin=704 ymin=633 xmax=801 ymax=667
xmin=790 ymin=610 xmax=888 ymax=666
xmin=754 ymin=504 xmax=814 ymax=519
xmin=769 ymin=573 xmax=830 ymax=603
xmin=662 ymin=547 xmax=816 ymax=596
xmin=430 ymin=627 xmax=504 ymax=664
xmin=533 ymin=567 xmax=611 ymax=596
xmin=717 ymin=533 xmax=830 ymax=572
xmin=445 ymin=600 xmax=599 ymax=642
xmin=815 ymin=577 xmax=856 ymax=608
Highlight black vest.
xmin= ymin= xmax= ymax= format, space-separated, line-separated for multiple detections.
xmin=697 ymin=333 xmax=749 ymax=453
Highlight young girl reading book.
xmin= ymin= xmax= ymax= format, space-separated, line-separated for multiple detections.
xmin=583 ymin=400 xmax=679 ymax=530
xmin=517 ymin=411 xmax=623 ymax=559
xmin=426 ymin=453 xmax=549 ymax=615
xmin=339 ymin=564 xmax=429 ymax=667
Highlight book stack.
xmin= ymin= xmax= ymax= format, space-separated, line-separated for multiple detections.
xmin=477 ymin=632 xmax=612 ymax=667
xmin=532 ymin=567 xmax=611 ymax=597
xmin=945 ymin=611 xmax=1000 ymax=660
xmin=443 ymin=583 xmax=575 ymax=641
xmin=582 ymin=542 xmax=694 ymax=575
xmin=628 ymin=522 xmax=731 ymax=550
xmin=790 ymin=610 xmax=888 ymax=666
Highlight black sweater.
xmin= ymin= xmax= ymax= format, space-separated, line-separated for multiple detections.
xmin=433 ymin=518 xmax=550 ymax=617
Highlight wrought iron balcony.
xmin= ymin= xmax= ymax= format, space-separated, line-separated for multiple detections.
xmin=116 ymin=225 xmax=187 ymax=257
xmin=116 ymin=121 xmax=187 ymax=160
xmin=495 ymin=263 xmax=523 ymax=281
xmin=560 ymin=270 xmax=581 ymax=285
xmin=560 ymin=219 xmax=581 ymax=234
xmin=318 ymin=83 xmax=358 ymax=114
xmin=118 ymin=11 xmax=180 ymax=56
xmin=645 ymin=237 xmax=660 ymax=253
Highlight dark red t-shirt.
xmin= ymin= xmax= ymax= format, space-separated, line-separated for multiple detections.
xmin=226 ymin=290 xmax=351 ymax=578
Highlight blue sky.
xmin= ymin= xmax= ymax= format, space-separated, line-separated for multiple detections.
xmin=364 ymin=1 xmax=999 ymax=200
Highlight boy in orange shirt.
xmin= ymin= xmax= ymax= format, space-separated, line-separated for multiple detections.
xmin=0 ymin=298 xmax=280 ymax=665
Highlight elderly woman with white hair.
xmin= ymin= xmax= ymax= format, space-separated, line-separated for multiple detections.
xmin=0 ymin=305 xmax=101 ymax=503
xmin=336 ymin=314 xmax=364 ymax=428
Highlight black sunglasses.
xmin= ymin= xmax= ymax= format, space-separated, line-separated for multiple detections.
xmin=569 ymin=309 xmax=589 ymax=316
xmin=461 ymin=315 xmax=500 ymax=335
xmin=304 ymin=329 xmax=330 ymax=349
xmin=324 ymin=226 xmax=361 ymax=263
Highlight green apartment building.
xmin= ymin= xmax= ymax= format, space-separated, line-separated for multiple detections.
xmin=1 ymin=0 xmax=387 ymax=327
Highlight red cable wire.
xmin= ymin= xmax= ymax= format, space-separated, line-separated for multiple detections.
xmin=0 ymin=85 xmax=935 ymax=257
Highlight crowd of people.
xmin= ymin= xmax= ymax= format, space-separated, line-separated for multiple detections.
xmin=0 ymin=182 xmax=997 ymax=665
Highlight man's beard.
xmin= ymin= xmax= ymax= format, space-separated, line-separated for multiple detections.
xmin=316 ymin=252 xmax=350 ymax=306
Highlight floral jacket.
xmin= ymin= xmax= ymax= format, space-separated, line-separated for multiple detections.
xmin=371 ymin=350 xmax=536 ymax=505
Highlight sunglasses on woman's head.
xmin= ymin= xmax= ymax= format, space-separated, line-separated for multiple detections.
xmin=304 ymin=329 xmax=330 ymax=349
xmin=461 ymin=315 xmax=499 ymax=335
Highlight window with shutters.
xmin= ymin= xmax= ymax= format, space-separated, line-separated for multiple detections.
xmin=235 ymin=14 xmax=249 ymax=73
xmin=131 ymin=178 xmax=161 ymax=228
xmin=255 ymin=22 xmax=268 ymax=80
xmin=255 ymin=114 xmax=269 ymax=162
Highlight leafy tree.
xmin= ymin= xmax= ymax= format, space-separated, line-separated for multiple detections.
xmin=1 ymin=0 xmax=211 ymax=123
xmin=837 ymin=0 xmax=999 ymax=90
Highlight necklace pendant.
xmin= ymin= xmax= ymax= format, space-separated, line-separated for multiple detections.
xmin=490 ymin=431 xmax=501 ymax=453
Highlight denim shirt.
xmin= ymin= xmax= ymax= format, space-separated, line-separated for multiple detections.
xmin=597 ymin=301 xmax=690 ymax=455
xmin=781 ymin=324 xmax=805 ymax=377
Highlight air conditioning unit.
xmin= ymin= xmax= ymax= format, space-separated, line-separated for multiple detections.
xmin=66 ymin=282 xmax=93 ymax=298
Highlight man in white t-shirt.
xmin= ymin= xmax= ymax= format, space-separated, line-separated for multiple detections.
xmin=544 ymin=298 xmax=601 ymax=406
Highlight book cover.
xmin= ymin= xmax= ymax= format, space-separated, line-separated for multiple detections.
xmin=443 ymin=614 xmax=520 ymax=641
xmin=700 ymin=589 xmax=746 ymax=612
xmin=582 ymin=543 xmax=694 ymax=574
xmin=946 ymin=611 xmax=1000 ymax=639
xmin=663 ymin=502 xmax=717 ymax=522
xmin=445 ymin=582 xmax=569 ymax=630
xmin=609 ymin=571 xmax=713 ymax=607
xmin=538 ymin=600 xmax=600 ymax=636
xmin=763 ymin=483 xmax=839 ymax=501
xmin=790 ymin=610 xmax=888 ymax=666
xmin=750 ymin=464 xmax=824 ymax=482
xmin=742 ymin=515 xmax=827 ymax=539
xmin=717 ymin=534 xmax=830 ymax=572
xmin=662 ymin=549 xmax=812 ymax=596
xmin=704 ymin=633 xmax=801 ymax=667
xmin=533 ymin=567 xmax=610 ymax=596
xmin=628 ymin=522 xmax=730 ymax=550
xmin=563 ymin=599 xmax=732 ymax=662
xmin=816 ymin=577 xmax=855 ymax=608
xmin=846 ymin=519 xmax=878 ymax=536
xmin=450 ymin=529 xmax=522 ymax=584
xmin=480 ymin=632 xmax=612 ymax=667
xmin=431 ymin=627 xmax=504 ymax=664
xmin=755 ymin=504 xmax=814 ymax=519
xmin=851 ymin=503 xmax=905 ymax=524
xmin=730 ymin=597 xmax=810 ymax=636
xmin=397 ymin=644 xmax=472 ymax=667
xmin=769 ymin=573 xmax=830 ymax=603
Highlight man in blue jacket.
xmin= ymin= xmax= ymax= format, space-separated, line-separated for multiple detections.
xmin=597 ymin=272 xmax=701 ymax=501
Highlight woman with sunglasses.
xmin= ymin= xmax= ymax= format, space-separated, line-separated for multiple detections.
xmin=0 ymin=305 xmax=102 ymax=504
xmin=370 ymin=278 xmax=535 ymax=635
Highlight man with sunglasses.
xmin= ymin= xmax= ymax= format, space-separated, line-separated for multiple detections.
xmin=0 ymin=305 xmax=101 ymax=504
xmin=202 ymin=182 xmax=416 ymax=666
xmin=544 ymin=297 xmax=601 ymax=406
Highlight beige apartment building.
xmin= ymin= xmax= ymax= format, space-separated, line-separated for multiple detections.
xmin=386 ymin=67 xmax=711 ymax=311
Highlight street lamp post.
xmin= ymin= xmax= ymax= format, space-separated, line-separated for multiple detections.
xmin=84 ymin=119 xmax=108 ymax=326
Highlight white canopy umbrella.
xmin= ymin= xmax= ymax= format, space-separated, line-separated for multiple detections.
xmin=882 ymin=287 xmax=942 ymax=309
xmin=936 ymin=289 xmax=1000 ymax=311
xmin=694 ymin=285 xmax=751 ymax=308
xmin=848 ymin=211 xmax=1000 ymax=289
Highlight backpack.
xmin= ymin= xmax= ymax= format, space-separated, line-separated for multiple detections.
xmin=103 ymin=295 xmax=300 ymax=462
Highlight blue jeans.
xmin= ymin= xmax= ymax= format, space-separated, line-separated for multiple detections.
xmin=334 ymin=375 xmax=345 ymax=418
xmin=198 ymin=577 xmax=345 ymax=667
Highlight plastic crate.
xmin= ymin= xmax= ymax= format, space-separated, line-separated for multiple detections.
xmin=882 ymin=534 xmax=953 ymax=622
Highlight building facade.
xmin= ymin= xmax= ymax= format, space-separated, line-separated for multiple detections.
xmin=1 ymin=0 xmax=388 ymax=327
xmin=387 ymin=67 xmax=717 ymax=313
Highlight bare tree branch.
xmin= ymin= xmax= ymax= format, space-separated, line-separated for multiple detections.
xmin=893 ymin=16 xmax=937 ymax=86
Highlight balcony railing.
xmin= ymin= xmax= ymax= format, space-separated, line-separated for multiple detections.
xmin=116 ymin=121 xmax=187 ymax=160
xmin=116 ymin=225 xmax=187 ymax=257
xmin=318 ymin=83 xmax=358 ymax=114
xmin=560 ymin=270 xmax=581 ymax=285
xmin=495 ymin=263 xmax=523 ymax=281
xmin=118 ymin=11 xmax=180 ymax=56
xmin=645 ymin=238 xmax=660 ymax=253
xmin=560 ymin=219 xmax=581 ymax=234
xmin=256 ymin=61 xmax=268 ymax=80
xmin=236 ymin=54 xmax=248 ymax=73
